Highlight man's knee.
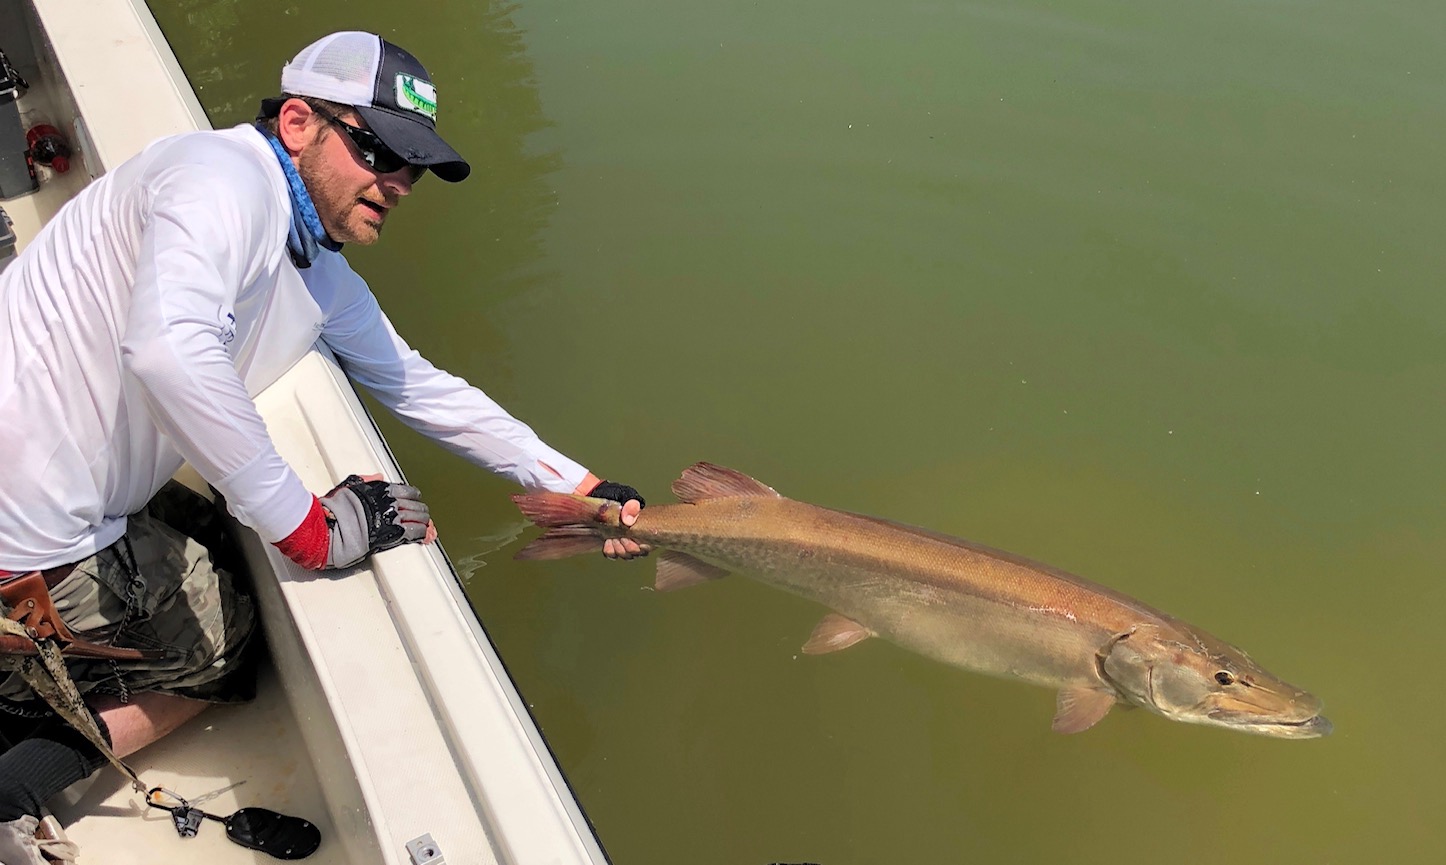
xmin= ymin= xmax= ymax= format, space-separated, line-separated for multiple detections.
xmin=0 ymin=713 xmax=109 ymax=822
xmin=93 ymin=690 xmax=208 ymax=759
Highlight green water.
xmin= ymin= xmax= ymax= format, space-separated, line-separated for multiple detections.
xmin=151 ymin=1 xmax=1446 ymax=862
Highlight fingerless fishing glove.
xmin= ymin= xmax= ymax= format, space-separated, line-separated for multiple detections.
xmin=319 ymin=475 xmax=430 ymax=569
xmin=586 ymin=480 xmax=645 ymax=509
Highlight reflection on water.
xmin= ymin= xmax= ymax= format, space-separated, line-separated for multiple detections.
xmin=449 ymin=520 xmax=529 ymax=590
xmin=151 ymin=0 xmax=1446 ymax=863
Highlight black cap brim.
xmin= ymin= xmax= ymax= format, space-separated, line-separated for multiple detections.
xmin=356 ymin=104 xmax=471 ymax=182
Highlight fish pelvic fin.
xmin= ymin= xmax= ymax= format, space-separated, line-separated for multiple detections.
xmin=801 ymin=613 xmax=873 ymax=655
xmin=672 ymin=463 xmax=783 ymax=503
xmin=654 ymin=551 xmax=730 ymax=591
xmin=515 ymin=527 xmax=605 ymax=560
xmin=512 ymin=492 xmax=620 ymax=528
xmin=1051 ymin=686 xmax=1117 ymax=734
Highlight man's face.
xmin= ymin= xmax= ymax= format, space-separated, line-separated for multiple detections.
xmin=296 ymin=108 xmax=421 ymax=245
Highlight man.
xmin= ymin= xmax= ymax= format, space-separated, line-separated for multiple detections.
xmin=0 ymin=31 xmax=644 ymax=860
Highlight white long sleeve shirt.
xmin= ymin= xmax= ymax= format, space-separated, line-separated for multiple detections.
xmin=0 ymin=125 xmax=589 ymax=571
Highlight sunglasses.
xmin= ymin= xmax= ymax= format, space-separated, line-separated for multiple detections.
xmin=312 ymin=106 xmax=423 ymax=179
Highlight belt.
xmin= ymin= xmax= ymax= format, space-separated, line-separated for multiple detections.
xmin=0 ymin=563 xmax=78 ymax=591
xmin=0 ymin=570 xmax=163 ymax=661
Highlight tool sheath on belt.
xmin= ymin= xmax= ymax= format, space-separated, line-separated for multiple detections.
xmin=0 ymin=569 xmax=157 ymax=795
xmin=0 ymin=571 xmax=163 ymax=661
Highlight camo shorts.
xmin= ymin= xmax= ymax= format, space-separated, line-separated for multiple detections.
xmin=0 ymin=482 xmax=258 ymax=707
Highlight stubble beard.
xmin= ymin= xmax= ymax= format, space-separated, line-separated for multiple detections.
xmin=297 ymin=145 xmax=385 ymax=246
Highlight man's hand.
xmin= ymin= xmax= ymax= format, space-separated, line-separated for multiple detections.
xmin=320 ymin=475 xmax=431 ymax=568
xmin=585 ymin=480 xmax=650 ymax=560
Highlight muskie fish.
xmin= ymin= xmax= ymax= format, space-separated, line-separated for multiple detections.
xmin=513 ymin=463 xmax=1329 ymax=738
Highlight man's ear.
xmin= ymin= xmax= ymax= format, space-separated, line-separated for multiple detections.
xmin=275 ymin=98 xmax=317 ymax=155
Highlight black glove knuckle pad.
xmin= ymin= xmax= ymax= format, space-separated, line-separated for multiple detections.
xmin=339 ymin=475 xmax=407 ymax=553
xmin=590 ymin=481 xmax=645 ymax=508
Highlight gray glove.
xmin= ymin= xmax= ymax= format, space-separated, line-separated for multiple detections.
xmin=319 ymin=475 xmax=430 ymax=569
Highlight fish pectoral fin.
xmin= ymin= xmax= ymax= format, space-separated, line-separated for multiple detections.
xmin=654 ymin=551 xmax=730 ymax=592
xmin=515 ymin=527 xmax=604 ymax=560
xmin=1051 ymin=686 xmax=1117 ymax=734
xmin=801 ymin=613 xmax=873 ymax=655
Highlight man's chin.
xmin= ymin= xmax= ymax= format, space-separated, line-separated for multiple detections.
xmin=343 ymin=219 xmax=384 ymax=245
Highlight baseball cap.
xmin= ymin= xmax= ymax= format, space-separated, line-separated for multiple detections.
xmin=277 ymin=31 xmax=470 ymax=182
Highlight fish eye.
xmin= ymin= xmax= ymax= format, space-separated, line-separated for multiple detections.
xmin=1214 ymin=671 xmax=1236 ymax=686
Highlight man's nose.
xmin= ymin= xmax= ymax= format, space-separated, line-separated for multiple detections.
xmin=381 ymin=167 xmax=415 ymax=197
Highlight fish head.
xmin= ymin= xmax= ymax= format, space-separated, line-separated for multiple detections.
xmin=1099 ymin=623 xmax=1330 ymax=739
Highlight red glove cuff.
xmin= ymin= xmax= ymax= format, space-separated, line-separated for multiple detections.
xmin=573 ymin=473 xmax=603 ymax=496
xmin=275 ymin=496 xmax=330 ymax=570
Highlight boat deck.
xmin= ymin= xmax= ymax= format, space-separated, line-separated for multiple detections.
xmin=0 ymin=7 xmax=86 ymax=245
xmin=51 ymin=668 xmax=346 ymax=865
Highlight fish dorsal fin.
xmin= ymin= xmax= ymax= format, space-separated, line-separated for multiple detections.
xmin=672 ymin=462 xmax=782 ymax=503
xmin=1051 ymin=686 xmax=1117 ymax=734
xmin=801 ymin=613 xmax=873 ymax=655
xmin=654 ymin=551 xmax=730 ymax=592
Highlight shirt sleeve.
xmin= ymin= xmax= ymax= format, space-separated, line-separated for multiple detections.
xmin=120 ymin=147 xmax=313 ymax=542
xmin=306 ymin=253 xmax=591 ymax=493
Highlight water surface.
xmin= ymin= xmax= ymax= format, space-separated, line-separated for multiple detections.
xmin=151 ymin=1 xmax=1446 ymax=862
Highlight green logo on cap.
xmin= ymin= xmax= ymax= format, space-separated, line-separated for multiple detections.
xmin=396 ymin=74 xmax=438 ymax=122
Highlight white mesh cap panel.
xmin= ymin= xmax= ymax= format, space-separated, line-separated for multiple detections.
xmin=280 ymin=31 xmax=380 ymax=105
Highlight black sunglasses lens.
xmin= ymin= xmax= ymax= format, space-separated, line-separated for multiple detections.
xmin=324 ymin=111 xmax=413 ymax=175
xmin=348 ymin=129 xmax=409 ymax=174
xmin=355 ymin=133 xmax=410 ymax=174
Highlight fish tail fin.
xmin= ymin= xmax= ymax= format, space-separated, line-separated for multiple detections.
xmin=512 ymin=492 xmax=621 ymax=560
xmin=516 ymin=527 xmax=605 ymax=560
xmin=512 ymin=492 xmax=620 ymax=528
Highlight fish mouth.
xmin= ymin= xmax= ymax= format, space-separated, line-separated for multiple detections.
xmin=1206 ymin=710 xmax=1333 ymax=739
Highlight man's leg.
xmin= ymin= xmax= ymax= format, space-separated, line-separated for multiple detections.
xmin=0 ymin=714 xmax=107 ymax=823
xmin=0 ymin=691 xmax=207 ymax=823
xmin=89 ymin=691 xmax=209 ymax=758
xmin=0 ymin=481 xmax=256 ymax=859
xmin=0 ymin=711 xmax=108 ymax=864
xmin=0 ymin=691 xmax=212 ymax=863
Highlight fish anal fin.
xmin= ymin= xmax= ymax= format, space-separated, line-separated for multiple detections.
xmin=654 ymin=551 xmax=730 ymax=592
xmin=672 ymin=463 xmax=782 ymax=503
xmin=515 ymin=527 xmax=603 ymax=560
xmin=1051 ymin=686 xmax=1117 ymax=734
xmin=802 ymin=613 xmax=873 ymax=655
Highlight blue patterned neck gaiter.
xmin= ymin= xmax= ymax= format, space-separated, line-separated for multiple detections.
xmin=256 ymin=124 xmax=342 ymax=268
